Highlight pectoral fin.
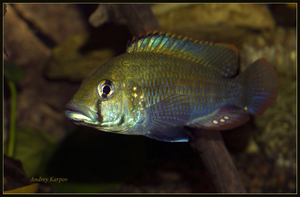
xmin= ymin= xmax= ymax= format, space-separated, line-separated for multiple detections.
xmin=145 ymin=124 xmax=189 ymax=142
xmin=144 ymin=94 xmax=194 ymax=142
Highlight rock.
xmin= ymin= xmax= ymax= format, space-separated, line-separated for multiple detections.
xmin=152 ymin=4 xmax=276 ymax=46
xmin=239 ymin=27 xmax=296 ymax=169
xmin=46 ymin=24 xmax=131 ymax=81
xmin=4 ymin=4 xmax=50 ymax=141
xmin=253 ymin=75 xmax=296 ymax=169
xmin=4 ymin=4 xmax=51 ymax=66
xmin=152 ymin=4 xmax=275 ymax=30
xmin=240 ymin=27 xmax=296 ymax=79
xmin=4 ymin=4 xmax=80 ymax=141
xmin=46 ymin=32 xmax=116 ymax=81
xmin=12 ymin=4 xmax=88 ymax=44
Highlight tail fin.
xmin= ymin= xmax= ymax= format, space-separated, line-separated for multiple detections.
xmin=238 ymin=58 xmax=278 ymax=115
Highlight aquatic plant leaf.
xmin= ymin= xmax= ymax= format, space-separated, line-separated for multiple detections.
xmin=46 ymin=32 xmax=116 ymax=81
xmin=14 ymin=127 xmax=57 ymax=177
xmin=4 ymin=61 xmax=26 ymax=82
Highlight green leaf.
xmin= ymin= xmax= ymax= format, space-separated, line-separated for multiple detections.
xmin=14 ymin=127 xmax=57 ymax=177
xmin=4 ymin=61 xmax=26 ymax=82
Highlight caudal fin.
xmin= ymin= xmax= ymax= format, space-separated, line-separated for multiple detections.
xmin=238 ymin=58 xmax=278 ymax=115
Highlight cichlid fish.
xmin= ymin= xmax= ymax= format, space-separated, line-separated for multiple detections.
xmin=65 ymin=31 xmax=278 ymax=142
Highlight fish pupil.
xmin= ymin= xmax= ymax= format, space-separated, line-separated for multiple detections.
xmin=103 ymin=85 xmax=111 ymax=95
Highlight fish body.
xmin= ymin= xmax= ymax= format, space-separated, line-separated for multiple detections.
xmin=65 ymin=31 xmax=278 ymax=142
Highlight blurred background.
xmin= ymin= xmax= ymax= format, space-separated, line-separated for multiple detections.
xmin=3 ymin=3 xmax=296 ymax=193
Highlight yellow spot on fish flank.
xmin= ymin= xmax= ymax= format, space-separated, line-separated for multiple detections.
xmin=244 ymin=106 xmax=248 ymax=111
xmin=133 ymin=87 xmax=137 ymax=91
xmin=220 ymin=118 xmax=225 ymax=123
xmin=212 ymin=120 xmax=218 ymax=124
xmin=224 ymin=116 xmax=229 ymax=120
xmin=133 ymin=93 xmax=138 ymax=98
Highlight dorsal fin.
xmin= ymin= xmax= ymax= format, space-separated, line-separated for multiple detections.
xmin=126 ymin=31 xmax=239 ymax=77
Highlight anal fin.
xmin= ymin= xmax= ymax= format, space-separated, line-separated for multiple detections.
xmin=187 ymin=105 xmax=250 ymax=130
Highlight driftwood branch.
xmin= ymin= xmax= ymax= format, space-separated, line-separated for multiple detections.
xmin=189 ymin=129 xmax=246 ymax=192
xmin=89 ymin=4 xmax=162 ymax=36
xmin=89 ymin=4 xmax=246 ymax=193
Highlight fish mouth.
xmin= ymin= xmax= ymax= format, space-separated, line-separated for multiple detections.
xmin=65 ymin=101 xmax=98 ymax=124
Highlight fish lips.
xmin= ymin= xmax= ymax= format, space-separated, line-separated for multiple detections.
xmin=65 ymin=101 xmax=98 ymax=124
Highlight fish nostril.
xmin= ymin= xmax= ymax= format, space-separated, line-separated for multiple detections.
xmin=65 ymin=101 xmax=78 ymax=111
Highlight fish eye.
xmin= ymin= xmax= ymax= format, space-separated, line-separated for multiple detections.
xmin=97 ymin=80 xmax=114 ymax=100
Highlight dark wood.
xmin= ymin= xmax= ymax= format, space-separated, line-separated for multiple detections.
xmin=189 ymin=129 xmax=246 ymax=193
xmin=89 ymin=4 xmax=126 ymax=28
xmin=4 ymin=3 xmax=9 ymax=58
xmin=113 ymin=4 xmax=162 ymax=36
xmin=89 ymin=4 xmax=162 ymax=36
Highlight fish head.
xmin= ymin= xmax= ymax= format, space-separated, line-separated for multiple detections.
xmin=65 ymin=60 xmax=145 ymax=133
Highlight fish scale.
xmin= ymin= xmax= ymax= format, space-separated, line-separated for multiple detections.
xmin=118 ymin=52 xmax=242 ymax=120
xmin=65 ymin=31 xmax=278 ymax=142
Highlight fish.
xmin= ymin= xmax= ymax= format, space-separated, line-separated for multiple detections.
xmin=65 ymin=31 xmax=278 ymax=142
